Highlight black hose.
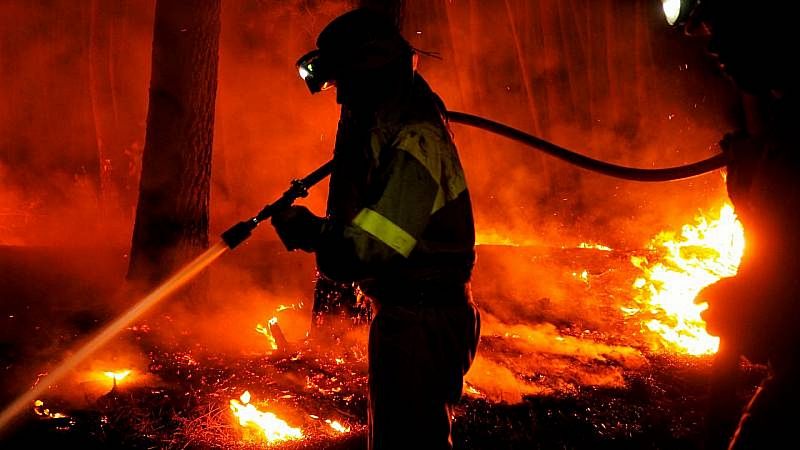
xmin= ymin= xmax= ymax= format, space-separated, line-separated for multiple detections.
xmin=446 ymin=110 xmax=727 ymax=182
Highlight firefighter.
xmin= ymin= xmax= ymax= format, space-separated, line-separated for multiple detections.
xmin=271 ymin=8 xmax=480 ymax=449
xmin=662 ymin=1 xmax=799 ymax=448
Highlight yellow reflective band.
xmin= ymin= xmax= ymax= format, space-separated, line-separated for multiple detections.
xmin=352 ymin=208 xmax=417 ymax=258
xmin=394 ymin=124 xmax=467 ymax=215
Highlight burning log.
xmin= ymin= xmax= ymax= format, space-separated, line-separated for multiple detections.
xmin=256 ymin=317 xmax=290 ymax=352
xmin=269 ymin=319 xmax=290 ymax=352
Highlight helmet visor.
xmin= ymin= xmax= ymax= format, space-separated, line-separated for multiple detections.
xmin=296 ymin=49 xmax=336 ymax=94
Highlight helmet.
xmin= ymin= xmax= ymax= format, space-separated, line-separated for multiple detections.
xmin=296 ymin=8 xmax=413 ymax=95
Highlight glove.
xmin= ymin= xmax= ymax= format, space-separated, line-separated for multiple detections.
xmin=698 ymin=277 xmax=747 ymax=340
xmin=698 ymin=276 xmax=772 ymax=363
xmin=270 ymin=205 xmax=325 ymax=252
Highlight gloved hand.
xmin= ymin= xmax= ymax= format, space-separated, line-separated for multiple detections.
xmin=698 ymin=277 xmax=747 ymax=340
xmin=270 ymin=205 xmax=325 ymax=252
xmin=698 ymin=276 xmax=771 ymax=363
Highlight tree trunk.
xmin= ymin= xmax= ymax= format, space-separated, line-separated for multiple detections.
xmin=127 ymin=0 xmax=221 ymax=286
xmin=88 ymin=0 xmax=144 ymax=222
xmin=88 ymin=0 xmax=120 ymax=220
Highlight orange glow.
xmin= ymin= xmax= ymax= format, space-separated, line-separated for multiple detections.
xmin=475 ymin=229 xmax=539 ymax=247
xmin=230 ymin=391 xmax=303 ymax=443
xmin=628 ymin=203 xmax=744 ymax=355
xmin=103 ymin=370 xmax=132 ymax=382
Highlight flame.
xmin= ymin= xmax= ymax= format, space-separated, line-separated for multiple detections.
xmin=629 ymin=203 xmax=745 ymax=355
xmin=578 ymin=242 xmax=612 ymax=251
xmin=572 ymin=270 xmax=590 ymax=284
xmin=33 ymin=400 xmax=67 ymax=419
xmin=464 ymin=383 xmax=483 ymax=397
xmin=326 ymin=419 xmax=351 ymax=433
xmin=103 ymin=370 xmax=132 ymax=382
xmin=230 ymin=391 xmax=303 ymax=443
xmin=256 ymin=317 xmax=279 ymax=350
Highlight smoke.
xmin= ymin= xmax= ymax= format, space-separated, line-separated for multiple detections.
xmin=1 ymin=0 xmax=738 ymax=251
xmin=0 ymin=162 xmax=114 ymax=246
xmin=404 ymin=0 xmax=737 ymax=248
xmin=0 ymin=0 xmax=741 ymax=406
xmin=465 ymin=312 xmax=646 ymax=403
xmin=0 ymin=0 xmax=153 ymax=247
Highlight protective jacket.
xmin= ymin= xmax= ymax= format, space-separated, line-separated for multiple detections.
xmin=316 ymin=76 xmax=476 ymax=302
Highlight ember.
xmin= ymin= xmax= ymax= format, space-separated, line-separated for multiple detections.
xmin=33 ymin=400 xmax=66 ymax=419
xmin=628 ymin=203 xmax=744 ymax=355
xmin=326 ymin=419 xmax=350 ymax=433
xmin=577 ymin=242 xmax=612 ymax=251
xmin=573 ymin=269 xmax=590 ymax=284
xmin=230 ymin=390 xmax=303 ymax=443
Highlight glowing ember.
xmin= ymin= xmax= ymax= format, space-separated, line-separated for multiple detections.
xmin=33 ymin=400 xmax=66 ymax=419
xmin=464 ymin=383 xmax=483 ymax=397
xmin=572 ymin=270 xmax=590 ymax=284
xmin=275 ymin=303 xmax=303 ymax=312
xmin=326 ymin=419 xmax=351 ymax=433
xmin=629 ymin=203 xmax=744 ymax=355
xmin=230 ymin=391 xmax=303 ymax=443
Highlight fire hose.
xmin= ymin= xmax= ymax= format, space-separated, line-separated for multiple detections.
xmin=222 ymin=111 xmax=727 ymax=247
xmin=0 ymin=110 xmax=727 ymax=433
xmin=447 ymin=111 xmax=727 ymax=182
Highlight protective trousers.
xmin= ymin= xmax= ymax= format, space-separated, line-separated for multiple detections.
xmin=368 ymin=293 xmax=480 ymax=450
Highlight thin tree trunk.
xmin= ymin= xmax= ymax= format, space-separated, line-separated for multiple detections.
xmin=89 ymin=0 xmax=111 ymax=216
xmin=127 ymin=0 xmax=221 ymax=286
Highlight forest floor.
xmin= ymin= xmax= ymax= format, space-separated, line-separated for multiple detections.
xmin=0 ymin=243 xmax=764 ymax=449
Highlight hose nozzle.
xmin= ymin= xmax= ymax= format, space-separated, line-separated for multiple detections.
xmin=221 ymin=219 xmax=257 ymax=249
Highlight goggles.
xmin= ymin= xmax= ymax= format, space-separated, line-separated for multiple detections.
xmin=296 ymin=49 xmax=336 ymax=94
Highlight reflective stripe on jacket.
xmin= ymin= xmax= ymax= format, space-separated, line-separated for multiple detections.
xmin=317 ymin=79 xmax=475 ymax=286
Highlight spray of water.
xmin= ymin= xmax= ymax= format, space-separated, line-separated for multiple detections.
xmin=0 ymin=241 xmax=229 ymax=433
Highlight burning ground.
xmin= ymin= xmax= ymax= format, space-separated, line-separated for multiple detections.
xmin=0 ymin=203 xmax=766 ymax=449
